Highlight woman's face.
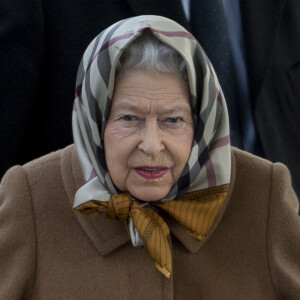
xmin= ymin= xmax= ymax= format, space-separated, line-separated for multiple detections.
xmin=104 ymin=71 xmax=194 ymax=201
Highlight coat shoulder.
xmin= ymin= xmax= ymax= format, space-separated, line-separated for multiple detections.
xmin=231 ymin=146 xmax=272 ymax=169
xmin=1 ymin=145 xmax=78 ymax=204
xmin=227 ymin=147 xmax=274 ymax=217
xmin=231 ymin=147 xmax=293 ymax=188
xmin=22 ymin=144 xmax=75 ymax=173
xmin=229 ymin=146 xmax=296 ymax=216
xmin=231 ymin=146 xmax=274 ymax=184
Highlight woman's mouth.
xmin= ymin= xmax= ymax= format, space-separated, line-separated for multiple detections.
xmin=134 ymin=166 xmax=168 ymax=180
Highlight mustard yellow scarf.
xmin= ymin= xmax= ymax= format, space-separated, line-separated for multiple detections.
xmin=75 ymin=184 xmax=229 ymax=278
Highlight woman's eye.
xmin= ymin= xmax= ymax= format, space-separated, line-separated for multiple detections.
xmin=121 ymin=115 xmax=137 ymax=121
xmin=166 ymin=117 xmax=181 ymax=124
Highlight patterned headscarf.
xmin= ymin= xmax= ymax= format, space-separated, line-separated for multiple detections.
xmin=72 ymin=15 xmax=231 ymax=246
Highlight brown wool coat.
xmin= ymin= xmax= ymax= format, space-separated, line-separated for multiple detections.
xmin=0 ymin=145 xmax=299 ymax=299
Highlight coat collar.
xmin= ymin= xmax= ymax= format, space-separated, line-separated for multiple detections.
xmin=61 ymin=145 xmax=236 ymax=256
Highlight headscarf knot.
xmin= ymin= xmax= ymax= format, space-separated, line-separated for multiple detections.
xmin=75 ymin=194 xmax=172 ymax=278
xmin=74 ymin=184 xmax=229 ymax=278
xmin=106 ymin=193 xmax=132 ymax=221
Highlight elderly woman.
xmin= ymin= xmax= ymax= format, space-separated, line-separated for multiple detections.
xmin=0 ymin=16 xmax=299 ymax=299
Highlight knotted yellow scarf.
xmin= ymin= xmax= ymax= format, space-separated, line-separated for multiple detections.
xmin=75 ymin=184 xmax=229 ymax=278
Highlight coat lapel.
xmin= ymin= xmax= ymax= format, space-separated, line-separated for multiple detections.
xmin=61 ymin=145 xmax=130 ymax=256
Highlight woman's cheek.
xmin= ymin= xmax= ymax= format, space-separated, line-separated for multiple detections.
xmin=105 ymin=121 xmax=139 ymax=141
xmin=167 ymin=125 xmax=194 ymax=143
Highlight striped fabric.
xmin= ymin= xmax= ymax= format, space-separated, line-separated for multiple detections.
xmin=72 ymin=15 xmax=231 ymax=258
xmin=75 ymin=185 xmax=229 ymax=278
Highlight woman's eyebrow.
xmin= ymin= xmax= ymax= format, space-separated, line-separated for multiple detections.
xmin=112 ymin=101 xmax=144 ymax=113
xmin=159 ymin=105 xmax=191 ymax=115
xmin=113 ymin=102 xmax=191 ymax=114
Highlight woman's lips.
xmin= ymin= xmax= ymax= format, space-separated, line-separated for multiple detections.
xmin=134 ymin=166 xmax=168 ymax=180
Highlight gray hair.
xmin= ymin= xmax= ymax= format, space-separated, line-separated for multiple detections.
xmin=116 ymin=29 xmax=188 ymax=82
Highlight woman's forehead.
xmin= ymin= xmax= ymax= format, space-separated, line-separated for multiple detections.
xmin=113 ymin=70 xmax=188 ymax=96
xmin=111 ymin=96 xmax=191 ymax=114
xmin=111 ymin=71 xmax=191 ymax=112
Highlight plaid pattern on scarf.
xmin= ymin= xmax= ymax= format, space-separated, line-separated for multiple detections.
xmin=72 ymin=15 xmax=231 ymax=245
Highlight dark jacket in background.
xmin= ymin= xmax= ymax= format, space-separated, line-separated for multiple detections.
xmin=0 ymin=0 xmax=299 ymax=197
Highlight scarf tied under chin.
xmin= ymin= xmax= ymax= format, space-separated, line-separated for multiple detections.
xmin=74 ymin=184 xmax=229 ymax=278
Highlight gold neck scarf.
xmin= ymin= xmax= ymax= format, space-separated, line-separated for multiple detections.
xmin=75 ymin=184 xmax=229 ymax=278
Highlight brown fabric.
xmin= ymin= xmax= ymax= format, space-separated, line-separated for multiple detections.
xmin=75 ymin=186 xmax=228 ymax=278
xmin=0 ymin=145 xmax=299 ymax=299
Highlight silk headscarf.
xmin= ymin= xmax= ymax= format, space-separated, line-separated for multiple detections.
xmin=72 ymin=15 xmax=231 ymax=247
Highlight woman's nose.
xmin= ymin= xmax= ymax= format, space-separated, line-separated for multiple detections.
xmin=138 ymin=121 xmax=165 ymax=156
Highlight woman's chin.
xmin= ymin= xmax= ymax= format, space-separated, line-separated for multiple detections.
xmin=129 ymin=186 xmax=170 ymax=202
